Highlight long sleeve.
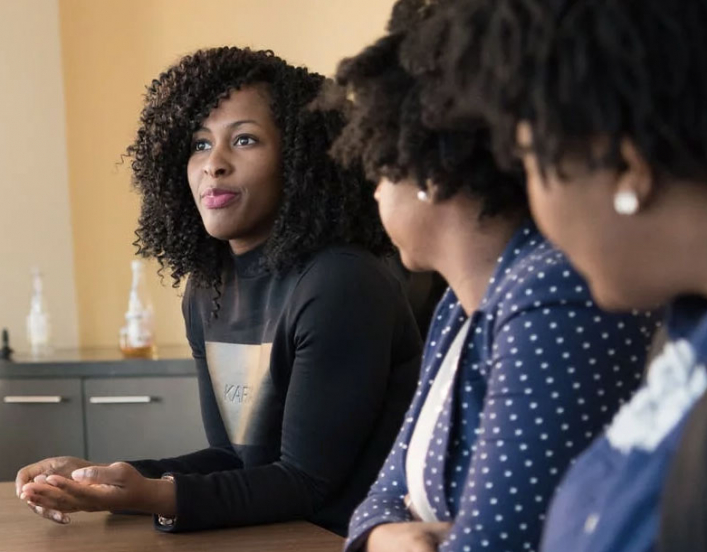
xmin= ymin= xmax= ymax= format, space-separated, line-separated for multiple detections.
xmin=344 ymin=400 xmax=416 ymax=550
xmin=344 ymin=290 xmax=459 ymax=551
xmin=346 ymin=239 xmax=658 ymax=552
xmin=129 ymin=446 xmax=241 ymax=479
xmin=156 ymin=252 xmax=420 ymax=533
xmin=436 ymin=269 xmax=657 ymax=551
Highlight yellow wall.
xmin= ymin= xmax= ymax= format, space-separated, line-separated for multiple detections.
xmin=0 ymin=0 xmax=79 ymax=352
xmin=58 ymin=0 xmax=397 ymax=348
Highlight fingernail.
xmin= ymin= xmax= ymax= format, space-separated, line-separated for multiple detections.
xmin=72 ymin=470 xmax=85 ymax=480
xmin=53 ymin=512 xmax=67 ymax=523
xmin=20 ymin=493 xmax=27 ymax=501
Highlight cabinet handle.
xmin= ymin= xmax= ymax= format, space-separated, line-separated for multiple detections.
xmin=89 ymin=396 xmax=154 ymax=404
xmin=3 ymin=396 xmax=64 ymax=404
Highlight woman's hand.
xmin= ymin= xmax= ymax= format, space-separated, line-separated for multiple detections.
xmin=19 ymin=462 xmax=176 ymax=522
xmin=15 ymin=456 xmax=95 ymax=497
xmin=366 ymin=521 xmax=453 ymax=552
xmin=16 ymin=456 xmax=97 ymax=524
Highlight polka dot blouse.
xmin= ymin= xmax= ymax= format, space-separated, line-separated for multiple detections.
xmin=345 ymin=223 xmax=661 ymax=552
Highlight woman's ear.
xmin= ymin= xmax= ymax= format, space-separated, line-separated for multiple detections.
xmin=614 ymin=138 xmax=654 ymax=214
xmin=424 ymin=178 xmax=443 ymax=204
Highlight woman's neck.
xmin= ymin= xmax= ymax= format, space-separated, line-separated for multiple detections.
xmin=433 ymin=201 xmax=525 ymax=316
xmin=663 ymin=185 xmax=707 ymax=300
xmin=625 ymin=181 xmax=707 ymax=305
xmin=229 ymin=232 xmax=271 ymax=256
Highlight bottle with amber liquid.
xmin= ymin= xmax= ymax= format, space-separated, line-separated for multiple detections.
xmin=119 ymin=260 xmax=156 ymax=359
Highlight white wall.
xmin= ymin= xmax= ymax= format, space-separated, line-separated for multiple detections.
xmin=0 ymin=0 xmax=79 ymax=352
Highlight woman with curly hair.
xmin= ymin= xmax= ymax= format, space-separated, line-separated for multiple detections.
xmin=319 ymin=1 xmax=661 ymax=551
xmin=15 ymin=46 xmax=423 ymax=535
xmin=422 ymin=0 xmax=707 ymax=551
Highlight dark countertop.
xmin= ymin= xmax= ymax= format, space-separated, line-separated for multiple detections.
xmin=0 ymin=346 xmax=196 ymax=378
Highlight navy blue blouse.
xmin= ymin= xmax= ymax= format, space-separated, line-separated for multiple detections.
xmin=540 ymin=296 xmax=707 ymax=552
xmin=345 ymin=223 xmax=660 ymax=552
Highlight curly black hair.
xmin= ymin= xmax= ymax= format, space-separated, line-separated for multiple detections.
xmin=127 ymin=46 xmax=392 ymax=304
xmin=426 ymin=0 xmax=707 ymax=180
xmin=317 ymin=0 xmax=526 ymax=216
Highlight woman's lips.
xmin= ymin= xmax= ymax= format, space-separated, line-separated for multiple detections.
xmin=201 ymin=189 xmax=240 ymax=209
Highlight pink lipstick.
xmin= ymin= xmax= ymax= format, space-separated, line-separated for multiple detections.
xmin=201 ymin=188 xmax=240 ymax=209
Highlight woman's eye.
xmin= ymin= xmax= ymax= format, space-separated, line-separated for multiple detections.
xmin=192 ymin=139 xmax=211 ymax=152
xmin=235 ymin=135 xmax=257 ymax=147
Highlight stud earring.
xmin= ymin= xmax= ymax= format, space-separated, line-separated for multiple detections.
xmin=613 ymin=190 xmax=639 ymax=215
xmin=417 ymin=190 xmax=429 ymax=202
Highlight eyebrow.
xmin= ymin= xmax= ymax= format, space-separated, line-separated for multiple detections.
xmin=195 ymin=119 xmax=261 ymax=133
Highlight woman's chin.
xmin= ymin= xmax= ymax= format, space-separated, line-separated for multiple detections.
xmin=202 ymin=220 xmax=240 ymax=242
xmin=399 ymin=251 xmax=430 ymax=273
xmin=590 ymin=284 xmax=652 ymax=313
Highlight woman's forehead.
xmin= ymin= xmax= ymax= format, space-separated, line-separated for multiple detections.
xmin=199 ymin=85 xmax=276 ymax=130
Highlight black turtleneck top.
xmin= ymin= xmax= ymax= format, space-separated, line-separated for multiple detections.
xmin=129 ymin=245 xmax=422 ymax=535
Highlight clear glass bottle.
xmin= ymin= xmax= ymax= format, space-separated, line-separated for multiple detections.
xmin=119 ymin=260 xmax=156 ymax=359
xmin=26 ymin=268 xmax=52 ymax=358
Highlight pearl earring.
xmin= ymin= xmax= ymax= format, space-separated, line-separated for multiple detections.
xmin=417 ymin=190 xmax=429 ymax=202
xmin=613 ymin=190 xmax=639 ymax=216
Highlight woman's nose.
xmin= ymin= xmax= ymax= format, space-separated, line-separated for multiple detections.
xmin=203 ymin=147 xmax=233 ymax=178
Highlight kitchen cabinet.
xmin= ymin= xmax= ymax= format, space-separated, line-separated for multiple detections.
xmin=0 ymin=349 xmax=206 ymax=481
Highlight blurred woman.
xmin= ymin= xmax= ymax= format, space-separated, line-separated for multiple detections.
xmin=425 ymin=0 xmax=707 ymax=550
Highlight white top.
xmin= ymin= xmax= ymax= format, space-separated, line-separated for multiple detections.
xmin=405 ymin=318 xmax=471 ymax=522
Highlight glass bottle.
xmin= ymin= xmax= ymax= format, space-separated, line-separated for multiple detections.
xmin=119 ymin=260 xmax=156 ymax=359
xmin=26 ymin=268 xmax=52 ymax=358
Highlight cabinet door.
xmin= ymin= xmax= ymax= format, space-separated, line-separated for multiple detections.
xmin=0 ymin=379 xmax=84 ymax=481
xmin=84 ymin=377 xmax=207 ymax=463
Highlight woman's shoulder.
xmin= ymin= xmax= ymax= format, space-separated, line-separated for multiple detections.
xmin=181 ymin=275 xmax=220 ymax=312
xmin=484 ymin=227 xmax=661 ymax=351
xmin=295 ymin=245 xmax=404 ymax=295
xmin=284 ymin=245 xmax=420 ymax=341
xmin=484 ymin=229 xmax=593 ymax=315
xmin=182 ymin=276 xmax=205 ymax=312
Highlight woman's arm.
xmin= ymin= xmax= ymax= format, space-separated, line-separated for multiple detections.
xmin=438 ymin=268 xmax=658 ymax=551
xmin=157 ymin=252 xmax=421 ymax=532
xmin=21 ymin=253 xmax=421 ymax=533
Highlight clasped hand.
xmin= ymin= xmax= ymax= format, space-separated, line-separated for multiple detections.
xmin=15 ymin=456 xmax=175 ymax=525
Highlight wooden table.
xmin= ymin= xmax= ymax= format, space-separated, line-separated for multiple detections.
xmin=0 ymin=482 xmax=343 ymax=551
